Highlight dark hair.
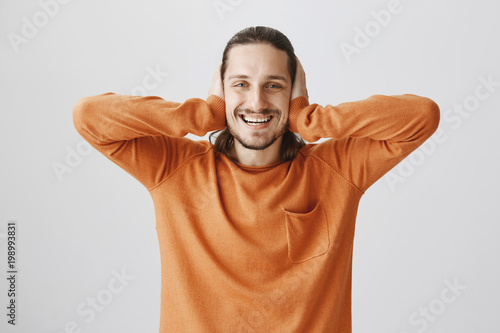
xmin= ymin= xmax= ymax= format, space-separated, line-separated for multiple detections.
xmin=209 ymin=26 xmax=306 ymax=162
xmin=220 ymin=26 xmax=297 ymax=85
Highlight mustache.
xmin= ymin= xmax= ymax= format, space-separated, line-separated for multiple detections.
xmin=235 ymin=107 xmax=280 ymax=117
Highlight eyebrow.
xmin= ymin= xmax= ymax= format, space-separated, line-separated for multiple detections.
xmin=227 ymin=74 xmax=289 ymax=83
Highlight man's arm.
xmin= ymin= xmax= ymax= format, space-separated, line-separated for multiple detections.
xmin=288 ymin=59 xmax=440 ymax=193
xmin=73 ymin=88 xmax=226 ymax=190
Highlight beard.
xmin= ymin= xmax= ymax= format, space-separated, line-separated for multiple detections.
xmin=228 ymin=108 xmax=288 ymax=150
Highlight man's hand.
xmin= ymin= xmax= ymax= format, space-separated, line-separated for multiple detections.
xmin=208 ymin=62 xmax=225 ymax=101
xmin=291 ymin=57 xmax=308 ymax=101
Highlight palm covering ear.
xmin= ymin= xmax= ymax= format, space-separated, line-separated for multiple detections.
xmin=291 ymin=57 xmax=308 ymax=100
xmin=208 ymin=63 xmax=225 ymax=100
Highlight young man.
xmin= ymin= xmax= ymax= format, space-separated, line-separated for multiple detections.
xmin=73 ymin=26 xmax=440 ymax=332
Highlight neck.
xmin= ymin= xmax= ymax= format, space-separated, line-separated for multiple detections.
xmin=229 ymin=137 xmax=283 ymax=167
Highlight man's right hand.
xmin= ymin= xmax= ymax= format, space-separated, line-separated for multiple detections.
xmin=208 ymin=63 xmax=225 ymax=101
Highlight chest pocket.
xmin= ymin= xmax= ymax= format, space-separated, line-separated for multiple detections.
xmin=285 ymin=202 xmax=330 ymax=263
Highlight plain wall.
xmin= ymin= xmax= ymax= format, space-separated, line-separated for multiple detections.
xmin=1 ymin=0 xmax=499 ymax=332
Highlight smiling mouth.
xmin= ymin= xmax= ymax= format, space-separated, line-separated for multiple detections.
xmin=240 ymin=115 xmax=274 ymax=125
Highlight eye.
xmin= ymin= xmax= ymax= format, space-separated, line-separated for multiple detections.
xmin=234 ymin=82 xmax=248 ymax=88
xmin=266 ymin=83 xmax=283 ymax=90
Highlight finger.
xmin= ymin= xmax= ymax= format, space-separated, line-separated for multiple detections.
xmin=295 ymin=57 xmax=306 ymax=80
xmin=216 ymin=62 xmax=222 ymax=78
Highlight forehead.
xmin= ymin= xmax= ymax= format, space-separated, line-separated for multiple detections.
xmin=225 ymin=44 xmax=289 ymax=81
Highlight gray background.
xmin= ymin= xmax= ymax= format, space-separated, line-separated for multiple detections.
xmin=1 ymin=0 xmax=499 ymax=332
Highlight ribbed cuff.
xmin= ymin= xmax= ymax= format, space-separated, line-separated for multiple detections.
xmin=207 ymin=95 xmax=227 ymax=130
xmin=288 ymin=96 xmax=309 ymax=133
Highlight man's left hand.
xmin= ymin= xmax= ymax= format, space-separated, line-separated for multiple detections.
xmin=291 ymin=57 xmax=308 ymax=101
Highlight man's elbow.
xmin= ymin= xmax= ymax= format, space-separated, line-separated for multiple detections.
xmin=72 ymin=94 xmax=109 ymax=139
xmin=72 ymin=93 xmax=113 ymax=134
xmin=421 ymin=97 xmax=441 ymax=135
xmin=73 ymin=96 xmax=92 ymax=133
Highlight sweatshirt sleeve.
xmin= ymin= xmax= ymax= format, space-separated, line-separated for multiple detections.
xmin=73 ymin=93 xmax=226 ymax=190
xmin=288 ymin=94 xmax=440 ymax=193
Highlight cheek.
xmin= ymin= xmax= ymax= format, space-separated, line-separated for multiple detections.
xmin=272 ymin=99 xmax=290 ymax=123
xmin=225 ymin=108 xmax=236 ymax=124
xmin=224 ymin=88 xmax=239 ymax=103
xmin=224 ymin=93 xmax=244 ymax=118
xmin=225 ymin=102 xmax=240 ymax=125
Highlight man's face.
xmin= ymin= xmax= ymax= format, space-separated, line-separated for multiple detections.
xmin=223 ymin=43 xmax=291 ymax=151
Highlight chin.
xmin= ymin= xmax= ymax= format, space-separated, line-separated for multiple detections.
xmin=231 ymin=130 xmax=281 ymax=151
xmin=238 ymin=138 xmax=279 ymax=151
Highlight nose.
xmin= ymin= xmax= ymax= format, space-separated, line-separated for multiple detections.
xmin=248 ymin=87 xmax=268 ymax=112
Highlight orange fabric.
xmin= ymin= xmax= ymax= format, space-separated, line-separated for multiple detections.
xmin=73 ymin=93 xmax=440 ymax=332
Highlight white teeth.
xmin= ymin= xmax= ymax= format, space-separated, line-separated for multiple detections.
xmin=242 ymin=115 xmax=272 ymax=124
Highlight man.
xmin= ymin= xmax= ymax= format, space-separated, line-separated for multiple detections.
xmin=73 ymin=26 xmax=440 ymax=332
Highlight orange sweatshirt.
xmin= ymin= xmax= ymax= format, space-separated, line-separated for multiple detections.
xmin=73 ymin=93 xmax=440 ymax=332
